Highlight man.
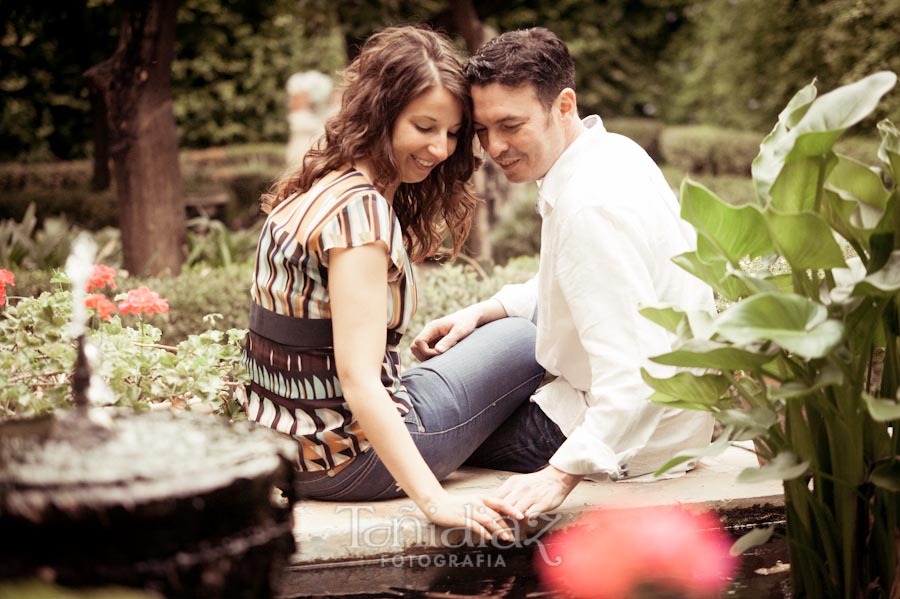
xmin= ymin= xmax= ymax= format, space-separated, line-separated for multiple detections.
xmin=411 ymin=28 xmax=715 ymax=519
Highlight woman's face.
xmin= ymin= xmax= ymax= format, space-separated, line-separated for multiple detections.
xmin=391 ymin=85 xmax=463 ymax=184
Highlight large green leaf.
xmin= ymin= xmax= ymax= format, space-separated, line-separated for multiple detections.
xmin=644 ymin=391 xmax=719 ymax=412
xmin=786 ymin=72 xmax=897 ymax=159
xmin=653 ymin=427 xmax=733 ymax=476
xmin=641 ymin=368 xmax=731 ymax=406
xmin=769 ymin=156 xmax=834 ymax=213
xmin=639 ymin=306 xmax=687 ymax=335
xmin=827 ymin=155 xmax=890 ymax=210
xmin=650 ymin=338 xmax=776 ymax=370
xmin=639 ymin=305 xmax=715 ymax=341
xmin=751 ymin=73 xmax=896 ymax=207
xmin=672 ymin=252 xmax=752 ymax=302
xmin=738 ymin=450 xmax=809 ymax=482
xmin=877 ymin=120 xmax=900 ymax=184
xmin=870 ymin=459 xmax=900 ymax=493
xmin=779 ymin=82 xmax=819 ymax=129
xmin=766 ymin=210 xmax=847 ymax=270
xmin=851 ymin=250 xmax=900 ymax=297
xmin=863 ymin=392 xmax=900 ymax=422
xmin=730 ymin=526 xmax=776 ymax=556
xmin=768 ymin=364 xmax=844 ymax=400
xmin=727 ymin=272 xmax=795 ymax=298
xmin=715 ymin=292 xmax=844 ymax=359
xmin=822 ymin=187 xmax=886 ymax=253
xmin=753 ymin=84 xmax=818 ymax=204
xmin=717 ymin=407 xmax=779 ymax=441
xmin=680 ymin=179 xmax=773 ymax=266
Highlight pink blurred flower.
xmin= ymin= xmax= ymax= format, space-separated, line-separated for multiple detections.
xmin=85 ymin=293 xmax=117 ymax=321
xmin=537 ymin=506 xmax=738 ymax=599
xmin=0 ymin=268 xmax=14 ymax=307
xmin=87 ymin=264 xmax=117 ymax=293
xmin=117 ymin=286 xmax=169 ymax=316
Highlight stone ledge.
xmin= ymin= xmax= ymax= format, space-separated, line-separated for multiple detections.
xmin=290 ymin=443 xmax=784 ymax=565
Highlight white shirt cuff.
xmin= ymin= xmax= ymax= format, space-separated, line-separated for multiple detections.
xmin=491 ymin=278 xmax=537 ymax=320
xmin=549 ymin=426 xmax=631 ymax=478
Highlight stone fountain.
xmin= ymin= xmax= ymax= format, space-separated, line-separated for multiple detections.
xmin=0 ymin=236 xmax=297 ymax=598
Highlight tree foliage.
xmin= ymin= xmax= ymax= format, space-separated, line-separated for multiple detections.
xmin=661 ymin=0 xmax=900 ymax=131
xmin=2 ymin=0 xmax=899 ymax=161
xmin=173 ymin=0 xmax=345 ymax=147
xmin=0 ymin=2 xmax=120 ymax=161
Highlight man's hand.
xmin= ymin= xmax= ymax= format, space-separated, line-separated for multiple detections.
xmin=411 ymin=310 xmax=479 ymax=361
xmin=484 ymin=466 xmax=584 ymax=519
xmin=412 ymin=300 xmax=506 ymax=361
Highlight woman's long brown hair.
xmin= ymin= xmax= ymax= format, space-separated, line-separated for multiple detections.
xmin=262 ymin=26 xmax=479 ymax=262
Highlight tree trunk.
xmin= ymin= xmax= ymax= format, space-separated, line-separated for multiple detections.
xmin=449 ymin=0 xmax=488 ymax=52
xmin=85 ymin=0 xmax=184 ymax=276
xmin=447 ymin=0 xmax=507 ymax=262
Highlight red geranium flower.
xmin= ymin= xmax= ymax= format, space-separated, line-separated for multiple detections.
xmin=117 ymin=286 xmax=169 ymax=316
xmin=0 ymin=269 xmax=14 ymax=307
xmin=85 ymin=293 xmax=117 ymax=321
xmin=537 ymin=505 xmax=738 ymax=599
xmin=87 ymin=264 xmax=117 ymax=293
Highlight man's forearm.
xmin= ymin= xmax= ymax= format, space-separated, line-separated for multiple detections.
xmin=471 ymin=298 xmax=508 ymax=326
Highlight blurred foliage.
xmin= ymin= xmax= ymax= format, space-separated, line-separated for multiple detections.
xmin=0 ymin=273 xmax=247 ymax=420
xmin=1 ymin=249 xmax=537 ymax=418
xmin=316 ymin=0 xmax=689 ymax=119
xmin=173 ymin=0 xmax=345 ymax=147
xmin=660 ymin=166 xmax=757 ymax=207
xmin=3 ymin=0 xmax=897 ymax=162
xmin=489 ymin=190 xmax=541 ymax=266
xmin=0 ymin=2 xmax=120 ymax=161
xmin=661 ymin=0 xmax=900 ymax=130
xmin=0 ymin=145 xmax=284 ymax=231
xmin=660 ymin=125 xmax=763 ymax=176
xmin=0 ymin=0 xmax=345 ymax=160
xmin=482 ymin=0 xmax=688 ymax=119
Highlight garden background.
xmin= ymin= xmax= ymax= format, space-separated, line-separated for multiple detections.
xmin=1 ymin=0 xmax=898 ymax=418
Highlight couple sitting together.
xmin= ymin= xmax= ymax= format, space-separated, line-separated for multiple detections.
xmin=239 ymin=25 xmax=715 ymax=541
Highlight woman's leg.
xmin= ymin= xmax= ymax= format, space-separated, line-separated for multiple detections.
xmin=294 ymin=317 xmax=543 ymax=501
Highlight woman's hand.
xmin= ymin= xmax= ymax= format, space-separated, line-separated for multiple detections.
xmin=421 ymin=491 xmax=520 ymax=543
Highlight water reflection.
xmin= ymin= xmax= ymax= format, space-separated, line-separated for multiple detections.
xmin=281 ymin=539 xmax=790 ymax=599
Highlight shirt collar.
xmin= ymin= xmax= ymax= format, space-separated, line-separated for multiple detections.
xmin=536 ymin=115 xmax=606 ymax=217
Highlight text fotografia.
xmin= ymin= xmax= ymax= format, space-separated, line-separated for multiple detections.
xmin=382 ymin=553 xmax=508 ymax=568
xmin=333 ymin=505 xmax=563 ymax=566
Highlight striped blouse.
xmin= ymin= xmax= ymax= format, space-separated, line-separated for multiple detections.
xmin=241 ymin=168 xmax=417 ymax=472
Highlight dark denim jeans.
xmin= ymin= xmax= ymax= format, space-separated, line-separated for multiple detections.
xmin=464 ymin=399 xmax=567 ymax=473
xmin=294 ymin=317 xmax=544 ymax=501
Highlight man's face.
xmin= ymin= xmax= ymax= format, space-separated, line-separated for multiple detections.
xmin=472 ymin=83 xmax=567 ymax=183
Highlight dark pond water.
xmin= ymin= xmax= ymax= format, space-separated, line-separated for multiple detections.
xmin=279 ymin=538 xmax=791 ymax=599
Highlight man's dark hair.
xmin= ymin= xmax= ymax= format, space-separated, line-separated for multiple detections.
xmin=465 ymin=27 xmax=576 ymax=110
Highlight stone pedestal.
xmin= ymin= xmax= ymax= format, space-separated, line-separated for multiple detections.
xmin=0 ymin=410 xmax=297 ymax=599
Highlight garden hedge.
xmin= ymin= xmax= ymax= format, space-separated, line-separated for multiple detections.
xmin=660 ymin=125 xmax=764 ymax=176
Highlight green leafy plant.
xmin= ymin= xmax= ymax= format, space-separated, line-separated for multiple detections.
xmin=0 ymin=270 xmax=247 ymax=421
xmin=642 ymin=72 xmax=900 ymax=598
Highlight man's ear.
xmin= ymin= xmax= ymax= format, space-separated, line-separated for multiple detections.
xmin=555 ymin=88 xmax=578 ymax=122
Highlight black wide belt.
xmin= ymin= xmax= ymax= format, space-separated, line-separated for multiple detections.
xmin=248 ymin=302 xmax=402 ymax=348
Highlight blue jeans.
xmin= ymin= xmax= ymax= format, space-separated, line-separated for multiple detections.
xmin=464 ymin=399 xmax=567 ymax=473
xmin=294 ymin=317 xmax=544 ymax=501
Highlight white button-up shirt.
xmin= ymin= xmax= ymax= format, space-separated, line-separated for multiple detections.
xmin=493 ymin=115 xmax=715 ymax=480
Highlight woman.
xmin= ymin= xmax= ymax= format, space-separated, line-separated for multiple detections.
xmin=241 ymin=26 xmax=544 ymax=540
